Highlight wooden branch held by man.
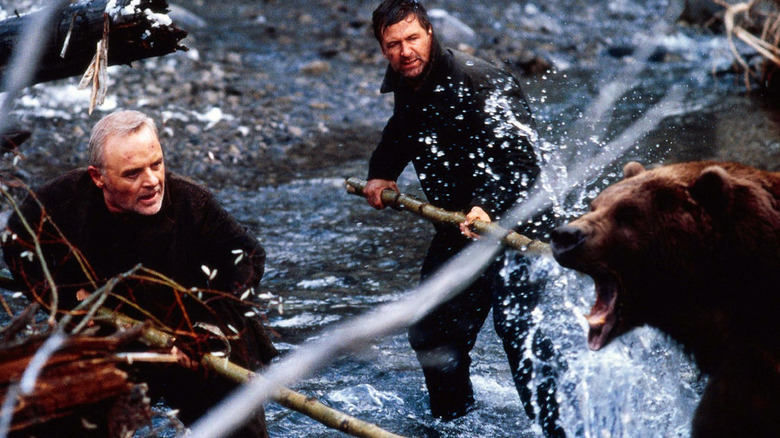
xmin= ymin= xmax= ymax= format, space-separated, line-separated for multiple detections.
xmin=345 ymin=177 xmax=550 ymax=257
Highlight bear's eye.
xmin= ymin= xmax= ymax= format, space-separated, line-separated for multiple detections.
xmin=653 ymin=186 xmax=684 ymax=212
xmin=613 ymin=204 xmax=641 ymax=225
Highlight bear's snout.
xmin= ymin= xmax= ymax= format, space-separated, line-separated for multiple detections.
xmin=550 ymin=225 xmax=586 ymax=265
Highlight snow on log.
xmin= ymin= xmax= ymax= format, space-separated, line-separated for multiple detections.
xmin=0 ymin=0 xmax=188 ymax=87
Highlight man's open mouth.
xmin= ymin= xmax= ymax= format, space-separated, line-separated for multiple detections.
xmin=402 ymin=58 xmax=421 ymax=68
xmin=139 ymin=191 xmax=159 ymax=202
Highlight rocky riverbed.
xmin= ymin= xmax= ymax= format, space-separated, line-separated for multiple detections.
xmin=5 ymin=0 xmax=776 ymax=193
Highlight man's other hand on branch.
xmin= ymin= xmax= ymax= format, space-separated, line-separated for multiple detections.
xmin=460 ymin=206 xmax=491 ymax=239
xmin=364 ymin=179 xmax=399 ymax=209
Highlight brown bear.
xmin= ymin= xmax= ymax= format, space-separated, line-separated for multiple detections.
xmin=549 ymin=161 xmax=780 ymax=438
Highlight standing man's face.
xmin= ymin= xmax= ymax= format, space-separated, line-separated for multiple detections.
xmin=88 ymin=126 xmax=166 ymax=215
xmin=380 ymin=14 xmax=433 ymax=80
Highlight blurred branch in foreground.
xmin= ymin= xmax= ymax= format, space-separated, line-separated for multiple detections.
xmin=0 ymin=266 xmax=407 ymax=437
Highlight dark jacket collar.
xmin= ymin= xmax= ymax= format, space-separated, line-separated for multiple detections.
xmin=380 ymin=37 xmax=446 ymax=95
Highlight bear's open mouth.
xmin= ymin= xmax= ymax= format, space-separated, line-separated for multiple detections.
xmin=587 ymin=272 xmax=622 ymax=351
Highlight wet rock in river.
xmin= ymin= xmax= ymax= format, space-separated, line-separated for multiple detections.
xmin=301 ymin=60 xmax=332 ymax=76
xmin=429 ymin=9 xmax=479 ymax=50
xmin=169 ymin=4 xmax=207 ymax=29
xmin=669 ymin=0 xmax=730 ymax=29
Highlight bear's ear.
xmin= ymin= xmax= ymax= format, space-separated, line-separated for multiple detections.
xmin=623 ymin=162 xmax=645 ymax=179
xmin=690 ymin=165 xmax=734 ymax=216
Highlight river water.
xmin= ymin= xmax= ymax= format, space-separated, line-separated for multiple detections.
xmin=2 ymin=0 xmax=780 ymax=437
xmin=222 ymin=65 xmax=775 ymax=438
xmin=245 ymin=28 xmax=777 ymax=438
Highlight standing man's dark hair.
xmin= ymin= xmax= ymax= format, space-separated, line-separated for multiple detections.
xmin=371 ymin=0 xmax=432 ymax=42
xmin=362 ymin=1 xmax=567 ymax=437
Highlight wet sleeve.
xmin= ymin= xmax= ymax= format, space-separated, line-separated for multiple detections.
xmin=1 ymin=191 xmax=81 ymax=309
xmin=198 ymin=193 xmax=266 ymax=296
xmin=468 ymin=75 xmax=541 ymax=220
xmin=367 ymin=113 xmax=415 ymax=182
xmin=194 ymin=193 xmax=277 ymax=367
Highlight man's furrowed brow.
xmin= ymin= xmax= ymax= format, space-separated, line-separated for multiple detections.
xmin=121 ymin=166 xmax=144 ymax=177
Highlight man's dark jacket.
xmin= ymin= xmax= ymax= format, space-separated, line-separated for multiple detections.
xmin=368 ymin=38 xmax=541 ymax=231
xmin=2 ymin=168 xmax=276 ymax=366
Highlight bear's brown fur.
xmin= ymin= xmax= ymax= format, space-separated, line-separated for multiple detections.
xmin=550 ymin=161 xmax=780 ymax=437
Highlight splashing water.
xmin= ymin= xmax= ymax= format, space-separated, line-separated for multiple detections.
xmin=191 ymin=28 xmax=697 ymax=437
xmin=518 ymin=256 xmax=701 ymax=437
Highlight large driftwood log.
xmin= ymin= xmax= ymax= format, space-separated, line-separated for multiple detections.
xmin=0 ymin=311 xmax=151 ymax=436
xmin=0 ymin=0 xmax=187 ymax=87
xmin=345 ymin=177 xmax=550 ymax=257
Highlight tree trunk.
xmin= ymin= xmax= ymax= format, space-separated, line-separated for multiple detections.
xmin=0 ymin=0 xmax=187 ymax=87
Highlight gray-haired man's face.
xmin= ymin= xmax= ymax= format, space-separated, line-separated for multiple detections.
xmin=87 ymin=126 xmax=166 ymax=216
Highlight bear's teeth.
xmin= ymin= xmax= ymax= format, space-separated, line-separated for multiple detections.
xmin=586 ymin=313 xmax=606 ymax=326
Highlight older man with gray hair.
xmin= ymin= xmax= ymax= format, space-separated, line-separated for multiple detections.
xmin=2 ymin=109 xmax=277 ymax=437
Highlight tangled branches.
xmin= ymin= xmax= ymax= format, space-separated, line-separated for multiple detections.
xmin=0 ymin=263 xmax=274 ymax=436
xmin=0 ymin=180 xmax=275 ymax=435
xmin=720 ymin=0 xmax=780 ymax=90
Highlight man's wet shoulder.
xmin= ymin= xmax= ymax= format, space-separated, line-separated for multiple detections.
xmin=166 ymin=172 xmax=214 ymax=204
xmin=449 ymin=49 xmax=517 ymax=87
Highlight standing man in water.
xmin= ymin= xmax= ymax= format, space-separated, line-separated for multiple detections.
xmin=2 ymin=110 xmax=277 ymax=437
xmin=363 ymin=1 xmax=566 ymax=436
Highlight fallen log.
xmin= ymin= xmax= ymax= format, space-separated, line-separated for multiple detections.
xmin=345 ymin=177 xmax=550 ymax=257
xmin=0 ymin=298 xmax=408 ymax=437
xmin=105 ymin=310 xmax=408 ymax=438
xmin=0 ymin=212 xmax=405 ymax=437
xmin=0 ymin=0 xmax=187 ymax=87
xmin=0 ymin=309 xmax=152 ymax=436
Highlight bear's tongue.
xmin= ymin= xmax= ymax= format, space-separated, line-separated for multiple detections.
xmin=586 ymin=276 xmax=620 ymax=350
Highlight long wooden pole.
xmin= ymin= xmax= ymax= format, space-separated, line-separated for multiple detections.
xmin=345 ymin=177 xmax=550 ymax=257
xmin=104 ymin=310 xmax=408 ymax=438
